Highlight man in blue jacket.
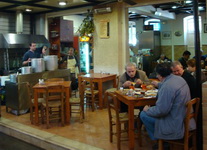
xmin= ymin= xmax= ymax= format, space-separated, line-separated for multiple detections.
xmin=140 ymin=63 xmax=195 ymax=142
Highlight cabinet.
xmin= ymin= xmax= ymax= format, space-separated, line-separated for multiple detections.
xmin=48 ymin=17 xmax=74 ymax=58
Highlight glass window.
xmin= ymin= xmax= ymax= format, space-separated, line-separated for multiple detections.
xmin=144 ymin=19 xmax=161 ymax=31
xmin=129 ymin=21 xmax=137 ymax=46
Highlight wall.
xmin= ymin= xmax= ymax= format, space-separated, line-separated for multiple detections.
xmin=0 ymin=12 xmax=30 ymax=34
xmin=134 ymin=12 xmax=207 ymax=61
xmin=93 ymin=3 xmax=129 ymax=75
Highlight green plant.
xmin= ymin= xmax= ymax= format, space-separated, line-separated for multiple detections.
xmin=77 ymin=14 xmax=95 ymax=37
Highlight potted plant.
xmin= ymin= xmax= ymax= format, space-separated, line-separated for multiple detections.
xmin=77 ymin=11 xmax=95 ymax=37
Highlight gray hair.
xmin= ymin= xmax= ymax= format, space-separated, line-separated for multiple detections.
xmin=171 ymin=61 xmax=183 ymax=68
xmin=125 ymin=62 xmax=136 ymax=70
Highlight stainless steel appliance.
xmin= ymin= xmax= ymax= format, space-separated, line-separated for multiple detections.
xmin=138 ymin=31 xmax=161 ymax=76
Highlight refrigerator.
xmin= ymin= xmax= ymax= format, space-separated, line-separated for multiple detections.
xmin=79 ymin=36 xmax=93 ymax=73
xmin=138 ymin=31 xmax=161 ymax=76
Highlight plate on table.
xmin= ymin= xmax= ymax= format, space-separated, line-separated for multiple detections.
xmin=135 ymin=88 xmax=141 ymax=91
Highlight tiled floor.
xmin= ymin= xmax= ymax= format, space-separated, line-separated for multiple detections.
xmin=0 ymin=106 xmax=154 ymax=150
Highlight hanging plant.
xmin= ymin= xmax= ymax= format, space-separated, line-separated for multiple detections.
xmin=77 ymin=10 xmax=95 ymax=37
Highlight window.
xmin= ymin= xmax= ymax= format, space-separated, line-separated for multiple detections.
xmin=129 ymin=21 xmax=137 ymax=46
xmin=144 ymin=19 xmax=161 ymax=31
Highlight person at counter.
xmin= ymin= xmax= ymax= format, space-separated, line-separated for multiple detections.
xmin=61 ymin=47 xmax=79 ymax=90
xmin=35 ymin=45 xmax=48 ymax=58
xmin=61 ymin=47 xmax=79 ymax=77
xmin=140 ymin=63 xmax=194 ymax=143
xmin=22 ymin=42 xmax=38 ymax=66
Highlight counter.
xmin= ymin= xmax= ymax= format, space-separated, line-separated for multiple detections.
xmin=5 ymin=69 xmax=71 ymax=115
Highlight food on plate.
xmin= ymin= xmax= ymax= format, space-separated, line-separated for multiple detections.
xmin=146 ymin=84 xmax=154 ymax=90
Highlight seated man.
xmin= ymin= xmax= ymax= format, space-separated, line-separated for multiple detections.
xmin=140 ymin=63 xmax=195 ymax=142
xmin=171 ymin=61 xmax=196 ymax=99
xmin=119 ymin=62 xmax=150 ymax=89
xmin=119 ymin=62 xmax=150 ymax=112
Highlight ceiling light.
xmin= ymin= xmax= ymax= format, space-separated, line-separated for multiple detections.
xmin=198 ymin=6 xmax=204 ymax=11
xmin=25 ymin=8 xmax=32 ymax=12
xmin=185 ymin=0 xmax=192 ymax=4
xmin=172 ymin=6 xmax=177 ymax=9
xmin=155 ymin=11 xmax=162 ymax=16
xmin=59 ymin=1 xmax=67 ymax=6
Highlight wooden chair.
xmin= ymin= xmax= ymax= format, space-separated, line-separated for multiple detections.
xmin=158 ymin=97 xmax=200 ymax=150
xmin=104 ymin=75 xmax=120 ymax=107
xmin=107 ymin=93 xmax=141 ymax=150
xmin=84 ymin=78 xmax=99 ymax=111
xmin=69 ymin=80 xmax=85 ymax=123
xmin=25 ymin=82 xmax=45 ymax=124
xmin=46 ymin=78 xmax=64 ymax=82
xmin=41 ymin=84 xmax=65 ymax=128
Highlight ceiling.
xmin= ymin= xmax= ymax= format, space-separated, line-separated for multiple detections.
xmin=0 ymin=0 xmax=206 ymax=19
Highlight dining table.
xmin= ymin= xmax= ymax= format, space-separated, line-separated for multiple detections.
xmin=115 ymin=90 xmax=157 ymax=150
xmin=78 ymin=73 xmax=117 ymax=109
xmin=33 ymin=81 xmax=71 ymax=125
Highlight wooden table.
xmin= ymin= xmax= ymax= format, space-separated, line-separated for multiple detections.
xmin=33 ymin=81 xmax=71 ymax=125
xmin=115 ymin=90 xmax=157 ymax=150
xmin=78 ymin=73 xmax=116 ymax=109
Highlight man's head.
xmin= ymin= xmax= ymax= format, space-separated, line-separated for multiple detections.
xmin=182 ymin=50 xmax=191 ymax=61
xmin=187 ymin=58 xmax=196 ymax=72
xmin=42 ymin=46 xmax=48 ymax=54
xmin=156 ymin=63 xmax=172 ymax=81
xmin=29 ymin=42 xmax=36 ymax=52
xmin=125 ymin=62 xmax=137 ymax=78
xmin=160 ymin=54 xmax=165 ymax=60
xmin=68 ymin=47 xmax=75 ymax=56
xmin=171 ymin=61 xmax=184 ymax=76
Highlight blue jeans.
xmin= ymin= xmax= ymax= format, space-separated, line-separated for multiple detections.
xmin=140 ymin=111 xmax=157 ymax=140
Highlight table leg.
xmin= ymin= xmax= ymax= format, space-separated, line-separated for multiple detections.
xmin=33 ymin=90 xmax=39 ymax=125
xmin=98 ymin=81 xmax=103 ymax=109
xmin=65 ymin=87 xmax=70 ymax=124
xmin=128 ymin=104 xmax=135 ymax=150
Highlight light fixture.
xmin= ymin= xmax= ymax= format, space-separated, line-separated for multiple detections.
xmin=185 ymin=0 xmax=192 ymax=4
xmin=25 ymin=8 xmax=32 ymax=12
xmin=59 ymin=1 xmax=67 ymax=6
xmin=172 ymin=6 xmax=177 ymax=9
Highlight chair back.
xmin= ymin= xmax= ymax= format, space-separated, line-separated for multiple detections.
xmin=46 ymin=78 xmax=64 ymax=82
xmin=45 ymin=85 xmax=64 ymax=104
xmin=115 ymin=75 xmax=120 ymax=89
xmin=107 ymin=93 xmax=120 ymax=122
xmin=184 ymin=97 xmax=200 ymax=138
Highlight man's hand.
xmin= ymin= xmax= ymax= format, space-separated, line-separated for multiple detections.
xmin=143 ymin=105 xmax=150 ymax=111
xmin=123 ymin=81 xmax=132 ymax=87
xmin=151 ymin=81 xmax=159 ymax=87
xmin=135 ymin=79 xmax=143 ymax=85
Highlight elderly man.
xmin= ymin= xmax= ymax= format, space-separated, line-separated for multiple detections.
xmin=140 ymin=63 xmax=195 ymax=144
xmin=119 ymin=62 xmax=149 ymax=89
xmin=119 ymin=62 xmax=149 ymax=112
xmin=171 ymin=61 xmax=196 ymax=99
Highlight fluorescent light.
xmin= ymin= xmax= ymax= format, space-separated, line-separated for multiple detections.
xmin=59 ymin=1 xmax=67 ymax=6
xmin=172 ymin=6 xmax=177 ymax=9
xmin=185 ymin=0 xmax=192 ymax=4
xmin=25 ymin=8 xmax=32 ymax=12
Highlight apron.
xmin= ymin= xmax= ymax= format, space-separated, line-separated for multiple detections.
xmin=67 ymin=57 xmax=79 ymax=78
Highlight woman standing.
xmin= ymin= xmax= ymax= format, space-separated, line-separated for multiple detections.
xmin=62 ymin=47 xmax=79 ymax=90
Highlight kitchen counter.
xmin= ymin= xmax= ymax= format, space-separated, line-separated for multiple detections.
xmin=5 ymin=69 xmax=71 ymax=115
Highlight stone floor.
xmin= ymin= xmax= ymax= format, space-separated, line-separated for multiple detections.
xmin=0 ymin=106 xmax=154 ymax=150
